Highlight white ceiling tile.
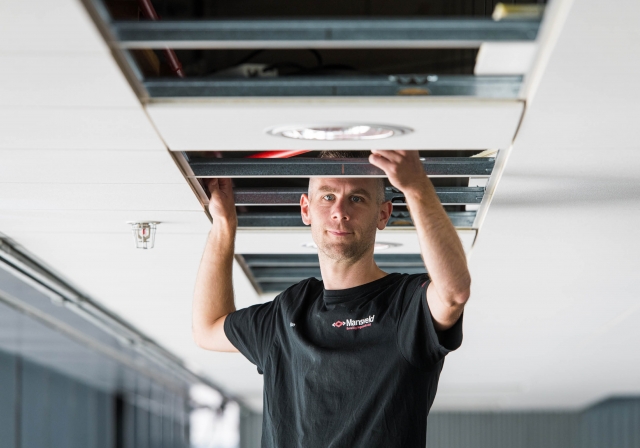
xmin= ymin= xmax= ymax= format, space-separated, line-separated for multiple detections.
xmin=0 ymin=183 xmax=202 ymax=211
xmin=0 ymin=109 xmax=166 ymax=151
xmin=474 ymin=42 xmax=538 ymax=75
xmin=464 ymin=0 xmax=640 ymax=410
xmin=0 ymin=210 xmax=210 ymax=234
xmin=0 ymin=55 xmax=138 ymax=108
xmin=236 ymin=229 xmax=476 ymax=255
xmin=0 ymin=0 xmax=107 ymax=53
xmin=146 ymin=99 xmax=524 ymax=151
xmin=0 ymin=149 xmax=186 ymax=184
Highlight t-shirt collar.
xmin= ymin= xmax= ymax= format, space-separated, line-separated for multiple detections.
xmin=322 ymin=273 xmax=400 ymax=305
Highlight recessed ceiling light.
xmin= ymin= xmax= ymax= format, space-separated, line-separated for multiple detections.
xmin=266 ymin=123 xmax=413 ymax=141
xmin=302 ymin=242 xmax=401 ymax=251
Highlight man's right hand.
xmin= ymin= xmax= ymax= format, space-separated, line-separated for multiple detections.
xmin=206 ymin=178 xmax=237 ymax=227
xmin=193 ymin=177 xmax=239 ymax=353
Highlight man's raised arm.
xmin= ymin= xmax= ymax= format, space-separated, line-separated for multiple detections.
xmin=369 ymin=150 xmax=471 ymax=331
xmin=192 ymin=178 xmax=239 ymax=352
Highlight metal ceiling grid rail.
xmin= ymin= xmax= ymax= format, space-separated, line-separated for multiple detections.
xmin=187 ymin=157 xmax=495 ymax=177
xmin=232 ymin=186 xmax=485 ymax=206
xmin=112 ymin=18 xmax=540 ymax=48
xmin=144 ymin=75 xmax=523 ymax=98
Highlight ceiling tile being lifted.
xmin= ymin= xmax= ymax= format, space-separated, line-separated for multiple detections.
xmin=146 ymin=100 xmax=524 ymax=151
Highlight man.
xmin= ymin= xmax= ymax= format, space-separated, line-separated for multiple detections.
xmin=193 ymin=150 xmax=470 ymax=447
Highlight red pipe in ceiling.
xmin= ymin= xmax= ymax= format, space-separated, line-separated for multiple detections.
xmin=247 ymin=150 xmax=311 ymax=159
xmin=137 ymin=0 xmax=185 ymax=78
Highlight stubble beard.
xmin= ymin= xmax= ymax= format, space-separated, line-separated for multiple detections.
xmin=314 ymin=223 xmax=378 ymax=263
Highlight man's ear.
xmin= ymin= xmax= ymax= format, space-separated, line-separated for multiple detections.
xmin=377 ymin=201 xmax=393 ymax=230
xmin=300 ymin=193 xmax=311 ymax=226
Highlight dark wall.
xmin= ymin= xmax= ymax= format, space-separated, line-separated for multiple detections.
xmin=0 ymin=351 xmax=18 ymax=448
xmin=0 ymin=351 xmax=112 ymax=448
xmin=426 ymin=399 xmax=640 ymax=448
xmin=580 ymin=398 xmax=640 ymax=448
xmin=0 ymin=350 xmax=189 ymax=448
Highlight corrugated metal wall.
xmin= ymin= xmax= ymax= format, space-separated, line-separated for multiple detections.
xmin=0 ymin=353 xmax=114 ymax=448
xmin=240 ymin=409 xmax=263 ymax=448
xmin=427 ymin=412 xmax=580 ymax=448
xmin=0 ymin=350 xmax=191 ymax=448
xmin=235 ymin=400 xmax=640 ymax=448
xmin=580 ymin=398 xmax=640 ymax=448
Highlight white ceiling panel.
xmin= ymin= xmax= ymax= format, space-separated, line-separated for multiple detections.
xmin=0 ymin=183 xmax=202 ymax=211
xmin=0 ymin=0 xmax=107 ymax=53
xmin=0 ymin=109 xmax=167 ymax=151
xmin=474 ymin=42 xmax=538 ymax=75
xmin=0 ymin=149 xmax=186 ymax=184
xmin=146 ymin=99 xmax=524 ymax=151
xmin=461 ymin=0 xmax=640 ymax=411
xmin=0 ymin=210 xmax=210 ymax=234
xmin=236 ymin=229 xmax=476 ymax=256
xmin=0 ymin=55 xmax=138 ymax=108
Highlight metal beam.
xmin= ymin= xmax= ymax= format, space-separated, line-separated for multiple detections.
xmin=237 ymin=211 xmax=476 ymax=228
xmin=190 ymin=157 xmax=494 ymax=177
xmin=113 ymin=19 xmax=540 ymax=49
xmin=233 ymin=186 xmax=485 ymax=205
xmin=144 ymin=75 xmax=522 ymax=98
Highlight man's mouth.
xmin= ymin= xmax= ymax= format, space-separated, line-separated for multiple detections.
xmin=327 ymin=230 xmax=353 ymax=236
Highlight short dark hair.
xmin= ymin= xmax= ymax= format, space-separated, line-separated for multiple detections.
xmin=316 ymin=151 xmax=386 ymax=204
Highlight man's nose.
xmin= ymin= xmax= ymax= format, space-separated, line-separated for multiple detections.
xmin=331 ymin=199 xmax=350 ymax=221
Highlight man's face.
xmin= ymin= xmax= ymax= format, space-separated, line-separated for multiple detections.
xmin=300 ymin=178 xmax=392 ymax=262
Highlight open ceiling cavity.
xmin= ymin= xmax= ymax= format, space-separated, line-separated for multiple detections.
xmin=182 ymin=150 xmax=495 ymax=230
xmin=85 ymin=0 xmax=544 ymax=100
xmin=238 ymin=253 xmax=427 ymax=294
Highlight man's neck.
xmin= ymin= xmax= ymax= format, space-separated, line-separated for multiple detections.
xmin=319 ymin=250 xmax=387 ymax=290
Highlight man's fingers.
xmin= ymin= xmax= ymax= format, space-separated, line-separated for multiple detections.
xmin=369 ymin=153 xmax=395 ymax=174
xmin=205 ymin=178 xmax=219 ymax=194
xmin=371 ymin=149 xmax=403 ymax=163
xmin=218 ymin=178 xmax=234 ymax=192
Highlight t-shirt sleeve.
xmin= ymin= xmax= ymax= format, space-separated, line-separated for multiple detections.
xmin=223 ymin=296 xmax=281 ymax=374
xmin=396 ymin=274 xmax=464 ymax=370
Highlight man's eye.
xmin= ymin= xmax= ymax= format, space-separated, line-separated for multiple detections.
xmin=322 ymin=194 xmax=334 ymax=201
xmin=351 ymin=196 xmax=364 ymax=203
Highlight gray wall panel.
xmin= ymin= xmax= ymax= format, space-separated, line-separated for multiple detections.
xmin=580 ymin=398 xmax=640 ymax=448
xmin=136 ymin=405 xmax=150 ymax=448
xmin=21 ymin=360 xmax=50 ymax=448
xmin=0 ymin=351 xmax=17 ymax=448
xmin=49 ymin=370 xmax=74 ymax=448
xmin=95 ymin=391 xmax=113 ymax=448
xmin=240 ymin=410 xmax=263 ymax=448
xmin=73 ymin=381 xmax=92 ymax=448
xmin=426 ymin=412 xmax=579 ymax=448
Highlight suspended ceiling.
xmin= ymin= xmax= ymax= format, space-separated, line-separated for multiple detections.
xmin=0 ymin=0 xmax=639 ymax=413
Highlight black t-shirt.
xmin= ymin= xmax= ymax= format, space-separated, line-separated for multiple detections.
xmin=224 ymin=272 xmax=463 ymax=448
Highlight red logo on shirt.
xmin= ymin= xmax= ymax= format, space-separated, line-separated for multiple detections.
xmin=331 ymin=315 xmax=375 ymax=330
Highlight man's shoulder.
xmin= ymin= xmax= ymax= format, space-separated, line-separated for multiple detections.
xmin=276 ymin=277 xmax=323 ymax=305
xmin=391 ymin=272 xmax=430 ymax=301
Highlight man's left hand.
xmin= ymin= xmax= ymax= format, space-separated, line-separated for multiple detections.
xmin=369 ymin=150 xmax=428 ymax=194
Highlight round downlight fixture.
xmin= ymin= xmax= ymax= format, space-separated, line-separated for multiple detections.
xmin=266 ymin=123 xmax=413 ymax=141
